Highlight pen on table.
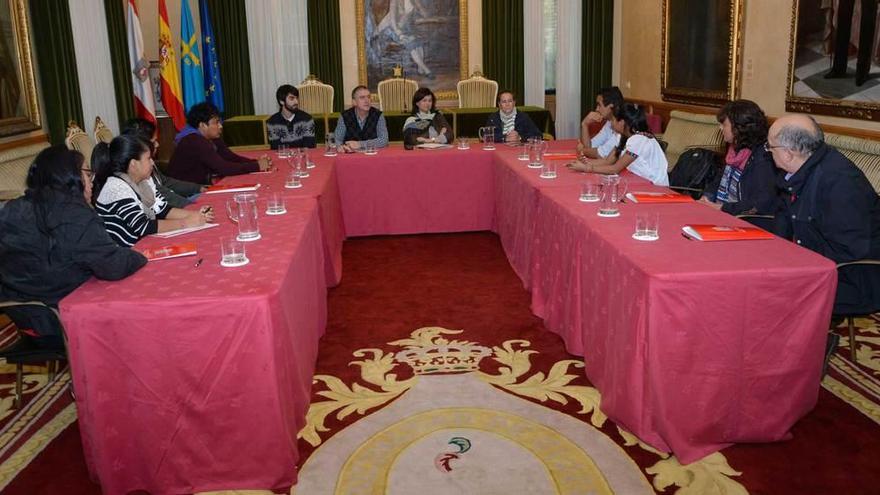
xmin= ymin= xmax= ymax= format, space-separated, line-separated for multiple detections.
xmin=194 ymin=258 xmax=204 ymax=267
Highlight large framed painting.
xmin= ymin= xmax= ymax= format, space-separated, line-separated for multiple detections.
xmin=356 ymin=0 xmax=468 ymax=100
xmin=0 ymin=0 xmax=40 ymax=137
xmin=785 ymin=0 xmax=879 ymax=121
xmin=661 ymin=0 xmax=745 ymax=106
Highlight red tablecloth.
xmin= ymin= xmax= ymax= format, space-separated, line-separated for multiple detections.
xmin=238 ymin=150 xmax=345 ymax=286
xmin=334 ymin=144 xmax=495 ymax=236
xmin=59 ymin=197 xmax=328 ymax=494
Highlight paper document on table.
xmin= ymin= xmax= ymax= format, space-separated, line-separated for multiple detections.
xmin=416 ymin=143 xmax=453 ymax=149
xmin=204 ymin=183 xmax=261 ymax=194
xmin=151 ymin=223 xmax=219 ymax=239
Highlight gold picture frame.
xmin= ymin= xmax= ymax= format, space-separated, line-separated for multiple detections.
xmin=356 ymin=0 xmax=468 ymax=101
xmin=784 ymin=0 xmax=879 ymax=121
xmin=0 ymin=0 xmax=41 ymax=137
xmin=661 ymin=0 xmax=745 ymax=107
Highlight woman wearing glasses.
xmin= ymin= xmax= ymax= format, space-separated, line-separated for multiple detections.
xmin=0 ymin=146 xmax=147 ymax=349
xmin=701 ymin=100 xmax=780 ymax=217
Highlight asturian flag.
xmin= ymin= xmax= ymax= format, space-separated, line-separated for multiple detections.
xmin=180 ymin=0 xmax=205 ymax=112
xmin=158 ymin=0 xmax=186 ymax=130
xmin=126 ymin=0 xmax=156 ymax=126
xmin=199 ymin=0 xmax=225 ymax=113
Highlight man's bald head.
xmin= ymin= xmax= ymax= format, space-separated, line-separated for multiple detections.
xmin=769 ymin=114 xmax=824 ymax=156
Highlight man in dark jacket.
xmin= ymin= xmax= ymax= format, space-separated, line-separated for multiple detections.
xmin=770 ymin=114 xmax=880 ymax=314
xmin=485 ymin=90 xmax=542 ymax=144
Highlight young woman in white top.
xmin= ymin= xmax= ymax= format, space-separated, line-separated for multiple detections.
xmin=91 ymin=134 xmax=215 ymax=247
xmin=577 ymin=86 xmax=624 ymax=161
xmin=567 ymin=103 xmax=669 ymax=186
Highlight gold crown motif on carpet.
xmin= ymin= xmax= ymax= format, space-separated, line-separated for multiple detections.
xmin=394 ymin=338 xmax=492 ymax=375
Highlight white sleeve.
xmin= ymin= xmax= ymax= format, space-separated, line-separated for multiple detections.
xmin=624 ymin=134 xmax=648 ymax=159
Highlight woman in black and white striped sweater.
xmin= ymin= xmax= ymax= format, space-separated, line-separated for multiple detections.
xmin=91 ymin=135 xmax=214 ymax=247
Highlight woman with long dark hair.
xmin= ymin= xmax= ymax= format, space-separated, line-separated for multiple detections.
xmin=0 ymin=145 xmax=147 ymax=348
xmin=92 ymin=134 xmax=214 ymax=247
xmin=402 ymin=87 xmax=452 ymax=149
xmin=567 ymin=103 xmax=669 ymax=186
xmin=702 ymin=100 xmax=779 ymax=216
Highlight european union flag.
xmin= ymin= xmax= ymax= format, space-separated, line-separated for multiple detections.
xmin=180 ymin=0 xmax=205 ymax=112
xmin=200 ymin=0 xmax=225 ymax=113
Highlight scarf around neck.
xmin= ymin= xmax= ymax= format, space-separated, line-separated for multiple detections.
xmin=500 ymin=109 xmax=517 ymax=135
xmin=115 ymin=172 xmax=157 ymax=220
xmin=725 ymin=145 xmax=752 ymax=171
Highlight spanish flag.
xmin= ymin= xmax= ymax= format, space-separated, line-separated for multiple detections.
xmin=158 ymin=0 xmax=186 ymax=130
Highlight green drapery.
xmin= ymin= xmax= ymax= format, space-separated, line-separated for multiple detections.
xmin=482 ymin=0 xmax=524 ymax=103
xmin=206 ymin=0 xmax=254 ymax=117
xmin=29 ymin=1 xmax=83 ymax=145
xmin=307 ymin=0 xmax=344 ymax=112
xmin=581 ymin=0 xmax=614 ymax=113
xmin=104 ymin=0 xmax=134 ymax=127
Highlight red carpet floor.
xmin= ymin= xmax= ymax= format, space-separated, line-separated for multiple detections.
xmin=2 ymin=232 xmax=880 ymax=494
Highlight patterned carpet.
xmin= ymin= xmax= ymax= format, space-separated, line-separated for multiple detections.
xmin=0 ymin=233 xmax=879 ymax=494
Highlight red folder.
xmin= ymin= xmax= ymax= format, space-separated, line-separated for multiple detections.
xmin=626 ymin=192 xmax=695 ymax=203
xmin=681 ymin=225 xmax=774 ymax=241
xmin=544 ymin=153 xmax=579 ymax=160
xmin=139 ymin=242 xmax=198 ymax=261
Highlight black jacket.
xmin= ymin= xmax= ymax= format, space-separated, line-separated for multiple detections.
xmin=712 ymin=145 xmax=782 ymax=216
xmin=486 ymin=110 xmax=542 ymax=143
xmin=0 ymin=189 xmax=147 ymax=307
xmin=773 ymin=143 xmax=880 ymax=313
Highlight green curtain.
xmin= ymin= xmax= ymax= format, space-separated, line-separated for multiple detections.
xmin=581 ymin=0 xmax=614 ymax=112
xmin=29 ymin=1 xmax=83 ymax=145
xmin=104 ymin=0 xmax=134 ymax=127
xmin=482 ymin=0 xmax=524 ymax=103
xmin=307 ymin=0 xmax=344 ymax=112
xmin=206 ymin=0 xmax=254 ymax=116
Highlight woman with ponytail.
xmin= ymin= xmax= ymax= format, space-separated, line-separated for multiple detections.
xmin=91 ymin=134 xmax=214 ymax=247
xmin=567 ymin=103 xmax=669 ymax=186
xmin=0 ymin=145 xmax=147 ymax=348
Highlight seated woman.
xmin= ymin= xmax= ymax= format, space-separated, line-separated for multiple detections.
xmin=567 ymin=103 xmax=669 ymax=186
xmin=92 ymin=134 xmax=214 ymax=247
xmin=701 ymin=99 xmax=779 ymax=216
xmin=121 ymin=118 xmax=205 ymax=208
xmin=167 ymin=102 xmax=271 ymax=184
xmin=0 ymin=146 xmax=147 ymax=348
xmin=577 ymin=86 xmax=624 ymax=159
xmin=403 ymin=87 xmax=453 ymax=149
xmin=485 ymin=90 xmax=542 ymax=143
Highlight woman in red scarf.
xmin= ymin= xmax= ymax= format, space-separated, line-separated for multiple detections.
xmin=702 ymin=100 xmax=781 ymax=218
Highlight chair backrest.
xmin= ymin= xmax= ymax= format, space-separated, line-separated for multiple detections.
xmin=296 ymin=75 xmax=334 ymax=115
xmin=457 ymin=72 xmax=499 ymax=108
xmin=93 ymin=116 xmax=114 ymax=144
xmin=65 ymin=121 xmax=94 ymax=165
xmin=662 ymin=110 xmax=723 ymax=170
xmin=826 ymin=132 xmax=880 ymax=194
xmin=0 ymin=141 xmax=48 ymax=200
xmin=377 ymin=77 xmax=418 ymax=112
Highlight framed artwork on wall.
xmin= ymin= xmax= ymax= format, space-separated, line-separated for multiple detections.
xmin=356 ymin=0 xmax=468 ymax=101
xmin=0 ymin=0 xmax=41 ymax=137
xmin=661 ymin=0 xmax=745 ymax=107
xmin=785 ymin=0 xmax=879 ymax=121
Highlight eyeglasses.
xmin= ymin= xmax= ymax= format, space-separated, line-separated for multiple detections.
xmin=81 ymin=168 xmax=95 ymax=179
xmin=763 ymin=141 xmax=786 ymax=152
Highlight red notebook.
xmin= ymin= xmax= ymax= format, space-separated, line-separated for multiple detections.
xmin=544 ymin=153 xmax=579 ymax=160
xmin=681 ymin=225 xmax=774 ymax=242
xmin=139 ymin=242 xmax=198 ymax=261
xmin=626 ymin=192 xmax=695 ymax=203
xmin=203 ymin=183 xmax=261 ymax=194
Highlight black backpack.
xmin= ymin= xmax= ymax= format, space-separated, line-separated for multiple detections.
xmin=668 ymin=148 xmax=722 ymax=199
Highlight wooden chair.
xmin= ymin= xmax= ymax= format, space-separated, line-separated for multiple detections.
xmin=0 ymin=301 xmax=67 ymax=409
xmin=377 ymin=77 xmax=418 ymax=112
xmin=457 ymin=71 xmax=498 ymax=109
xmin=93 ymin=116 xmax=114 ymax=144
xmin=297 ymin=75 xmax=335 ymax=136
xmin=65 ymin=121 xmax=94 ymax=165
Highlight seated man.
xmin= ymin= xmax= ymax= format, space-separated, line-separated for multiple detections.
xmin=485 ymin=90 xmax=542 ymax=144
xmin=167 ymin=102 xmax=271 ymax=185
xmin=577 ymin=86 xmax=624 ymax=160
xmin=334 ymin=85 xmax=389 ymax=152
xmin=770 ymin=114 xmax=880 ymax=314
xmin=267 ymin=84 xmax=316 ymax=149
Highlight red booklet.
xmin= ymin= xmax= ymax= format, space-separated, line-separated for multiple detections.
xmin=139 ymin=242 xmax=198 ymax=261
xmin=544 ymin=153 xmax=579 ymax=160
xmin=626 ymin=192 xmax=695 ymax=203
xmin=681 ymin=225 xmax=774 ymax=241
xmin=203 ymin=183 xmax=261 ymax=194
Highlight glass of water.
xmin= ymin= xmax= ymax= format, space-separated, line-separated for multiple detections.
xmin=633 ymin=212 xmax=660 ymax=241
xmin=364 ymin=142 xmax=377 ymax=155
xmin=266 ymin=193 xmax=286 ymax=215
xmin=325 ymin=133 xmax=338 ymax=156
xmin=457 ymin=137 xmax=470 ymax=150
xmin=579 ymin=182 xmax=600 ymax=202
xmin=285 ymin=170 xmax=302 ymax=189
xmin=220 ymin=237 xmax=248 ymax=267
xmin=540 ymin=161 xmax=557 ymax=179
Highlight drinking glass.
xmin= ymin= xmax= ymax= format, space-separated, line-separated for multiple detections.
xmin=457 ymin=137 xmax=470 ymax=150
xmin=266 ymin=193 xmax=286 ymax=215
xmin=285 ymin=170 xmax=302 ymax=189
xmin=303 ymin=148 xmax=315 ymax=169
xmin=540 ymin=160 xmax=557 ymax=179
xmin=479 ymin=127 xmax=496 ymax=150
xmin=293 ymin=153 xmax=309 ymax=178
xmin=579 ymin=182 xmax=600 ymax=202
xmin=518 ymin=143 xmax=529 ymax=161
xmin=633 ymin=212 xmax=660 ymax=241
xmin=364 ymin=142 xmax=377 ymax=155
xmin=528 ymin=139 xmax=546 ymax=169
xmin=220 ymin=237 xmax=248 ymax=267
xmin=324 ymin=133 xmax=338 ymax=156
